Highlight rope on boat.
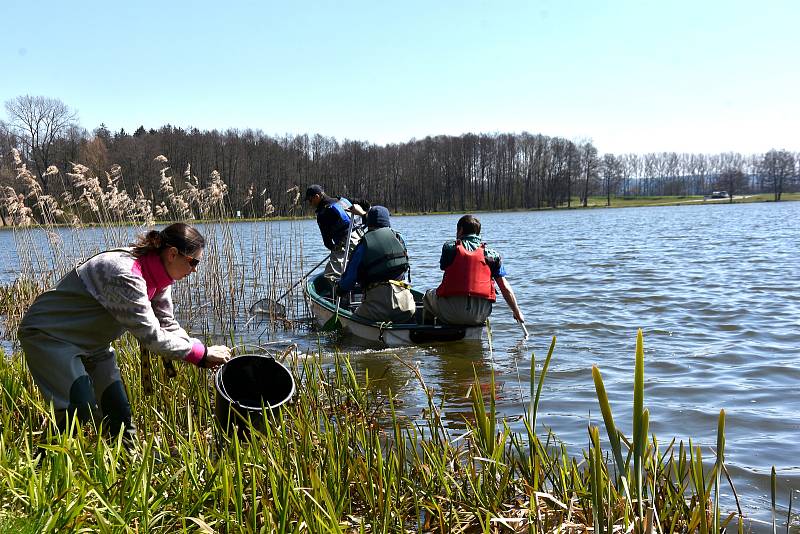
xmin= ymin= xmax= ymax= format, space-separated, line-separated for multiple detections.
xmin=377 ymin=321 xmax=393 ymax=343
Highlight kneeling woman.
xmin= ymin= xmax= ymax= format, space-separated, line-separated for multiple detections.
xmin=18 ymin=223 xmax=231 ymax=440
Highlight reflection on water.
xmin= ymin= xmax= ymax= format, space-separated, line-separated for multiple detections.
xmin=2 ymin=201 xmax=799 ymax=520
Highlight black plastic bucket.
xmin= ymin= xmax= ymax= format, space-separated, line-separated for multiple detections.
xmin=214 ymin=354 xmax=295 ymax=436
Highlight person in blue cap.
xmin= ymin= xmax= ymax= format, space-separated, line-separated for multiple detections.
xmin=336 ymin=206 xmax=415 ymax=323
xmin=304 ymin=184 xmax=366 ymax=282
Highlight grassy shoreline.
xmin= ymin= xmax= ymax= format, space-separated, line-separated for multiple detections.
xmin=0 ymin=332 xmax=779 ymax=532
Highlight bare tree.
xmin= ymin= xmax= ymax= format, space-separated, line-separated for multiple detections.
xmin=4 ymin=95 xmax=78 ymax=192
xmin=761 ymin=149 xmax=795 ymax=201
xmin=0 ymin=122 xmax=15 ymax=225
xmin=580 ymin=142 xmax=599 ymax=207
xmin=601 ymin=154 xmax=621 ymax=206
xmin=717 ymin=168 xmax=747 ymax=203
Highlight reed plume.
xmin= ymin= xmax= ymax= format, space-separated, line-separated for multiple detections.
xmin=286 ymin=185 xmax=300 ymax=206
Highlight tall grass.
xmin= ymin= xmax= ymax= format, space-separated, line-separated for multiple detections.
xmin=0 ymin=331 xmax=768 ymax=532
xmin=0 ymin=152 xmax=310 ymax=342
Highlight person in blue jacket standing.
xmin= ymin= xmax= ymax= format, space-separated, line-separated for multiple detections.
xmin=304 ymin=184 xmax=365 ymax=283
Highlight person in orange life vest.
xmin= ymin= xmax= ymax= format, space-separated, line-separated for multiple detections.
xmin=423 ymin=214 xmax=524 ymax=326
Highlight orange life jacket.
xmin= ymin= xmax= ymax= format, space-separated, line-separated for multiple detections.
xmin=435 ymin=241 xmax=496 ymax=301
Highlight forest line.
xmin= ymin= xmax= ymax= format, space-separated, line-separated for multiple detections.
xmin=1 ymin=95 xmax=798 ymax=224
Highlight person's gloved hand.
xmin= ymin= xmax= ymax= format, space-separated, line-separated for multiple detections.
xmin=353 ymin=198 xmax=371 ymax=213
xmin=347 ymin=203 xmax=367 ymax=217
xmin=202 ymin=345 xmax=232 ymax=368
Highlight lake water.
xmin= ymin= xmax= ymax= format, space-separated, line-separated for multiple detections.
xmin=1 ymin=201 xmax=798 ymax=522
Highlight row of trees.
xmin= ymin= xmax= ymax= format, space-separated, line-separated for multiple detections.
xmin=1 ymin=95 xmax=799 ymax=223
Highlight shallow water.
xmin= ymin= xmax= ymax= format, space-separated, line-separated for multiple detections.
xmin=2 ymin=201 xmax=799 ymax=522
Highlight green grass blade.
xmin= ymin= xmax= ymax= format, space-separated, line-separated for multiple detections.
xmin=592 ymin=365 xmax=626 ymax=482
xmin=714 ymin=409 xmax=726 ymax=534
xmin=633 ymin=328 xmax=645 ymax=522
xmin=531 ymin=336 xmax=556 ymax=434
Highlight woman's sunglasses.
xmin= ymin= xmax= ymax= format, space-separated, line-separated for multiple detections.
xmin=180 ymin=252 xmax=201 ymax=267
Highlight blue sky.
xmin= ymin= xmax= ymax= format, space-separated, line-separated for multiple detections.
xmin=2 ymin=0 xmax=797 ymax=154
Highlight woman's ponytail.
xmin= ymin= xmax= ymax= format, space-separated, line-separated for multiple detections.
xmin=131 ymin=223 xmax=205 ymax=258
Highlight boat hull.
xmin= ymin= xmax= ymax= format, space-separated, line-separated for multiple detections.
xmin=305 ymin=275 xmax=483 ymax=346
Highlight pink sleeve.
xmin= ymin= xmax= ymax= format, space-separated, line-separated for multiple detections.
xmin=184 ymin=342 xmax=206 ymax=366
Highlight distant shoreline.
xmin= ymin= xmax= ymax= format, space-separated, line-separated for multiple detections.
xmin=393 ymin=192 xmax=800 ymax=216
xmin=0 ymin=193 xmax=797 ymax=230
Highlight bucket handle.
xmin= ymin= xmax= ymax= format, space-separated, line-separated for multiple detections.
xmin=231 ymin=343 xmax=297 ymax=362
xmin=231 ymin=343 xmax=287 ymax=356
xmin=215 ymin=368 xmax=242 ymax=409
